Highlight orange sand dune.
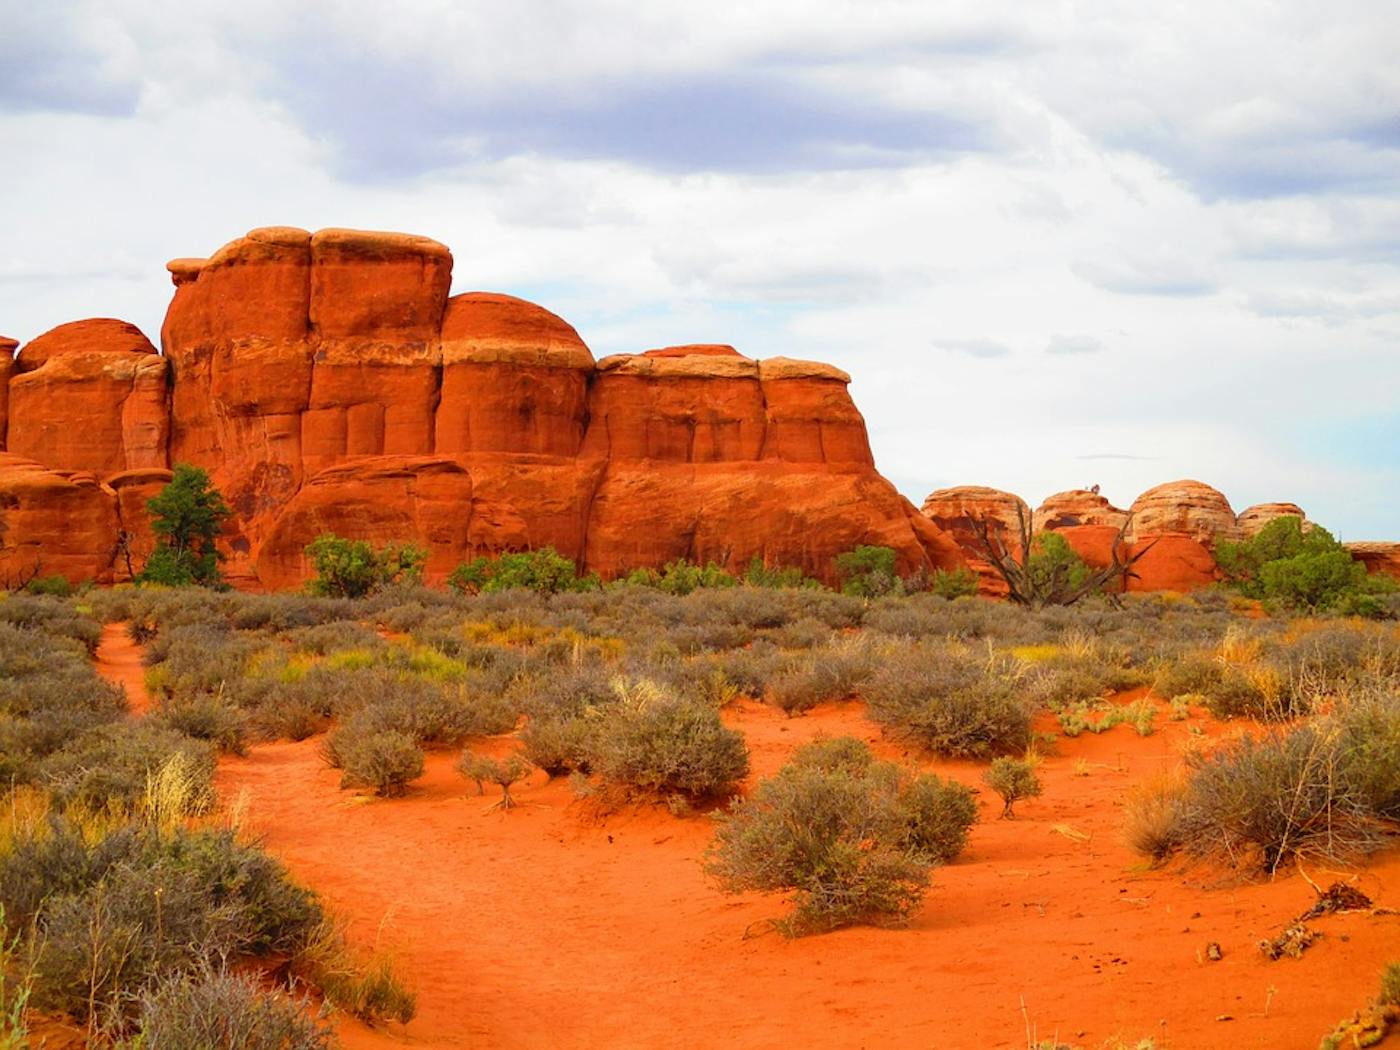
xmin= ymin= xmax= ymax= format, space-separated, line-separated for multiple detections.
xmin=216 ymin=699 xmax=1400 ymax=1050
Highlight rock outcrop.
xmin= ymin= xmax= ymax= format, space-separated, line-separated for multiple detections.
xmin=0 ymin=454 xmax=120 ymax=585
xmin=3 ymin=227 xmax=962 ymax=587
xmin=1236 ymin=502 xmax=1309 ymax=537
xmin=0 ymin=337 xmax=16 ymax=448
xmin=1345 ymin=542 xmax=1400 ymax=582
xmin=7 ymin=320 xmax=168 ymax=477
xmin=920 ymin=486 xmax=1029 ymax=594
xmin=1033 ymin=489 xmax=1130 ymax=571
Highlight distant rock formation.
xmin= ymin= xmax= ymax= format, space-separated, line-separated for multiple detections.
xmin=1236 ymin=502 xmax=1309 ymax=537
xmin=920 ymin=486 xmax=1030 ymax=594
xmin=1345 ymin=542 xmax=1400 ymax=582
xmin=2 ymin=227 xmax=962 ymax=588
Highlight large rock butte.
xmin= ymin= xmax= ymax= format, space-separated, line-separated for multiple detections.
xmin=4 ymin=226 xmax=963 ymax=587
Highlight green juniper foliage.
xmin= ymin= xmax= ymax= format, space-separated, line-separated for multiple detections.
xmin=138 ymin=464 xmax=233 ymax=587
xmin=305 ymin=534 xmax=426 ymax=598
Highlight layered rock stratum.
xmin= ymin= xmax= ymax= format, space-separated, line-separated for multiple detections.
xmin=1 ymin=226 xmax=962 ymax=588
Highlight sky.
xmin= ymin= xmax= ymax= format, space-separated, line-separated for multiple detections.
xmin=2 ymin=1 xmax=1398 ymax=539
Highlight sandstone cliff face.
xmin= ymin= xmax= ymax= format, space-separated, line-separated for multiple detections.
xmin=1 ymin=227 xmax=962 ymax=587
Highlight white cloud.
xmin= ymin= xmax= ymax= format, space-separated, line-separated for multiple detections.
xmin=0 ymin=1 xmax=1397 ymax=537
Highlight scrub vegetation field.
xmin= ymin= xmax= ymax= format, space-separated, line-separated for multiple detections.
xmin=2 ymin=567 xmax=1398 ymax=1048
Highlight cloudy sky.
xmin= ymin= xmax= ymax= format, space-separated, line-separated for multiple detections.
xmin=3 ymin=1 xmax=1398 ymax=538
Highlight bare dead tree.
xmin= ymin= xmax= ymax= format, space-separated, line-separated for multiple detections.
xmin=966 ymin=502 xmax=1157 ymax=609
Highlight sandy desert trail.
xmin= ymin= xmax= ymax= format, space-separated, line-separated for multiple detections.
xmin=211 ymin=695 xmax=1400 ymax=1050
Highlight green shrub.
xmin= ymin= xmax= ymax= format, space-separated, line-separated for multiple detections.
xmin=137 ymin=463 xmax=233 ymax=587
xmin=23 ymin=574 xmax=75 ymax=597
xmin=864 ymin=646 xmax=1033 ymax=757
xmin=836 ymin=545 xmax=899 ymax=598
xmin=331 ymin=728 xmax=424 ymax=797
xmin=305 ymin=534 xmax=426 ymax=598
xmin=449 ymin=547 xmax=598 ymax=595
xmin=1216 ymin=517 xmax=1395 ymax=615
xmin=983 ymin=757 xmax=1042 ymax=818
xmin=130 ymin=968 xmax=334 ymax=1050
xmin=928 ymin=567 xmax=979 ymax=599
xmin=589 ymin=679 xmax=748 ymax=799
xmin=705 ymin=737 xmax=976 ymax=935
xmin=621 ymin=559 xmax=737 ymax=595
xmin=740 ymin=556 xmax=821 ymax=590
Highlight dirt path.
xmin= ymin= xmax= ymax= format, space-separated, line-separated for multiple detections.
xmin=95 ymin=621 xmax=151 ymax=717
xmin=216 ymin=698 xmax=1400 ymax=1050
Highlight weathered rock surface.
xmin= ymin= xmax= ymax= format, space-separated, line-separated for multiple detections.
xmin=1033 ymin=489 xmax=1130 ymax=572
xmin=1345 ymin=542 xmax=1400 ymax=582
xmin=1236 ymin=502 xmax=1309 ymax=537
xmin=0 ymin=338 xmax=15 ymax=450
xmin=1127 ymin=480 xmax=1240 ymax=549
xmin=2 ymin=228 xmax=962 ymax=586
xmin=0 ymin=454 xmax=120 ymax=585
xmin=7 ymin=320 xmax=168 ymax=477
xmin=920 ymin=486 xmax=1029 ymax=593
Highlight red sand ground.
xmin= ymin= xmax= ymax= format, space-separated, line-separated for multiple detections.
xmin=95 ymin=621 xmax=151 ymax=716
xmin=210 ymin=696 xmax=1400 ymax=1050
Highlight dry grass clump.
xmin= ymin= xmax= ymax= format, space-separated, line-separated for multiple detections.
xmin=1126 ymin=691 xmax=1400 ymax=873
xmin=126 ymin=966 xmax=335 ymax=1049
xmin=706 ymin=737 xmax=976 ymax=936
xmin=863 ymin=643 xmax=1034 ymax=758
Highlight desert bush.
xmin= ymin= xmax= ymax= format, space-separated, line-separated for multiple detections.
xmin=768 ymin=638 xmax=876 ymax=716
xmin=128 ymin=968 xmax=333 ymax=1050
xmin=302 ymin=928 xmax=417 ymax=1027
xmin=836 ymin=544 xmax=900 ymax=598
xmin=588 ymin=679 xmax=748 ymax=799
xmin=305 ymin=534 xmax=426 ymax=599
xmin=1335 ymin=691 xmax=1400 ymax=819
xmin=739 ymin=556 xmax=822 ymax=590
xmin=705 ymin=737 xmax=976 ymax=935
xmin=621 ymin=558 xmax=738 ymax=595
xmin=450 ymin=547 xmax=598 ymax=595
xmin=1216 ymin=517 xmax=1396 ymax=615
xmin=1146 ymin=724 xmax=1382 ymax=873
xmin=1123 ymin=779 xmax=1187 ymax=864
xmin=40 ymin=723 xmax=216 ymax=815
xmin=458 ymin=752 xmax=533 ymax=809
xmin=153 ymin=692 xmax=249 ymax=754
xmin=983 ymin=757 xmax=1042 ymax=818
xmin=287 ymin=619 xmax=385 ymax=655
xmin=0 ymin=594 xmax=102 ymax=652
xmin=0 ymin=824 xmax=322 ymax=1026
xmin=328 ymin=727 xmax=424 ymax=797
xmin=864 ymin=645 xmax=1033 ymax=757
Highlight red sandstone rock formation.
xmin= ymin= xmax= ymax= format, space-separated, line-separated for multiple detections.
xmin=1236 ymin=502 xmax=1309 ymax=537
xmin=1121 ymin=480 xmax=1241 ymax=592
xmin=1127 ymin=480 xmax=1239 ymax=548
xmin=1345 ymin=542 xmax=1400 ymax=582
xmin=920 ymin=486 xmax=1030 ymax=594
xmin=7 ymin=320 xmax=168 ymax=477
xmin=0 ymin=454 xmax=120 ymax=585
xmin=0 ymin=337 xmax=15 ymax=450
xmin=1033 ymin=489 xmax=1130 ymax=572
